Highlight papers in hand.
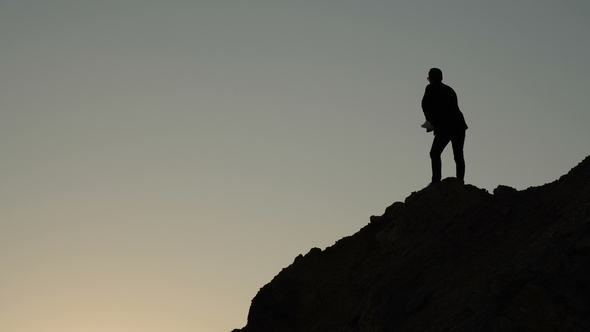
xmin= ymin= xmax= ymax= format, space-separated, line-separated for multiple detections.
xmin=421 ymin=120 xmax=434 ymax=132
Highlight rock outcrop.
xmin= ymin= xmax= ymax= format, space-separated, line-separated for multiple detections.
xmin=233 ymin=156 xmax=590 ymax=332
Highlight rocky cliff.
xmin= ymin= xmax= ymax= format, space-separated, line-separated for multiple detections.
xmin=233 ymin=156 xmax=590 ymax=332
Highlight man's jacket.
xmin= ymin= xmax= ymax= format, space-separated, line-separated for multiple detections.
xmin=421 ymin=82 xmax=468 ymax=135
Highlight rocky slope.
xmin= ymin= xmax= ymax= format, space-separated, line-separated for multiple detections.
xmin=233 ymin=156 xmax=590 ymax=332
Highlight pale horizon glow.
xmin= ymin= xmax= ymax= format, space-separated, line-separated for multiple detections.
xmin=1 ymin=1 xmax=589 ymax=331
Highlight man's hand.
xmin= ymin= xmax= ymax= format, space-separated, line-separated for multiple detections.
xmin=421 ymin=120 xmax=434 ymax=132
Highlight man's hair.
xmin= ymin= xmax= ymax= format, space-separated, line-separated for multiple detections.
xmin=428 ymin=68 xmax=443 ymax=82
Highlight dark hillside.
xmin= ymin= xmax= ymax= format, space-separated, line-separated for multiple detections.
xmin=233 ymin=156 xmax=590 ymax=332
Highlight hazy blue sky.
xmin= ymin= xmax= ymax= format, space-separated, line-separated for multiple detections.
xmin=1 ymin=1 xmax=589 ymax=331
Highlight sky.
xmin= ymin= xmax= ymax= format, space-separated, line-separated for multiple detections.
xmin=1 ymin=1 xmax=589 ymax=331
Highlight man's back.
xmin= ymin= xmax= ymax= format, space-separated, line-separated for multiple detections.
xmin=421 ymin=82 xmax=467 ymax=135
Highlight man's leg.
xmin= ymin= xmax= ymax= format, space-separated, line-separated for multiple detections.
xmin=430 ymin=134 xmax=451 ymax=183
xmin=451 ymin=132 xmax=466 ymax=181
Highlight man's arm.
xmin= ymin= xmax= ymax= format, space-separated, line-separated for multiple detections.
xmin=421 ymin=85 xmax=435 ymax=122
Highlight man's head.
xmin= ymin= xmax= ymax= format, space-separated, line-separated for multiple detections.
xmin=428 ymin=68 xmax=443 ymax=83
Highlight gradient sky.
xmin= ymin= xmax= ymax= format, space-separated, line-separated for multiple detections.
xmin=1 ymin=1 xmax=589 ymax=331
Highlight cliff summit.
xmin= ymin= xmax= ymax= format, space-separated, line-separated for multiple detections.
xmin=234 ymin=156 xmax=590 ymax=332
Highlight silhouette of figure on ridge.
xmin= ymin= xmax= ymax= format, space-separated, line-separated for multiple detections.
xmin=421 ymin=68 xmax=468 ymax=184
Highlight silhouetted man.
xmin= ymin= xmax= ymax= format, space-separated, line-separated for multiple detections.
xmin=421 ymin=68 xmax=468 ymax=184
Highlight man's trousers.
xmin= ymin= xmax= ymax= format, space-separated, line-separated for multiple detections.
xmin=429 ymin=131 xmax=466 ymax=183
